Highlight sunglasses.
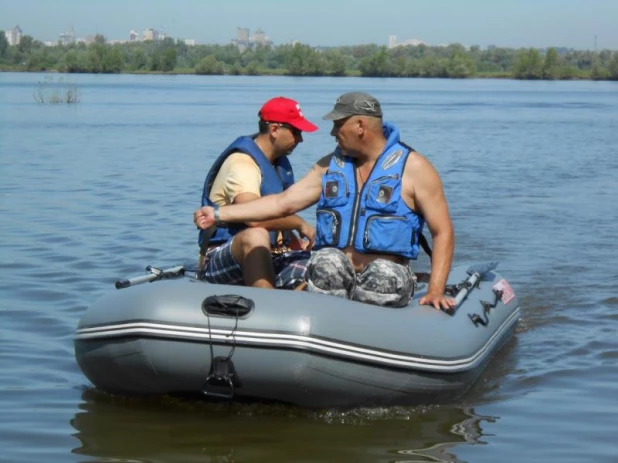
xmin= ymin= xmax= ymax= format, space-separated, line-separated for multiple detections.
xmin=270 ymin=122 xmax=302 ymax=137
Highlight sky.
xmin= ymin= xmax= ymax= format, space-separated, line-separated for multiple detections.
xmin=2 ymin=0 xmax=618 ymax=50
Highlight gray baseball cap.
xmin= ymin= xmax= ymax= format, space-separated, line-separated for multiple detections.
xmin=322 ymin=92 xmax=383 ymax=120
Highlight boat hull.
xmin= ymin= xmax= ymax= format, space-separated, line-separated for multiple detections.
xmin=75 ymin=264 xmax=520 ymax=408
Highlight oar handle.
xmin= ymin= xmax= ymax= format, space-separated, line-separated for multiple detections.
xmin=114 ymin=265 xmax=184 ymax=289
xmin=454 ymin=272 xmax=481 ymax=307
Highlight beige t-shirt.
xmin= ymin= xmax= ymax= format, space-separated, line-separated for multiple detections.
xmin=208 ymin=152 xmax=261 ymax=206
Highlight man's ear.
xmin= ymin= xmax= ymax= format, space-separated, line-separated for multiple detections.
xmin=356 ymin=116 xmax=367 ymax=134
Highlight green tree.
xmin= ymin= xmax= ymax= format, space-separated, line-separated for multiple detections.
xmin=284 ymin=43 xmax=325 ymax=76
xmin=101 ymin=45 xmax=123 ymax=73
xmin=244 ymin=60 xmax=260 ymax=75
xmin=323 ymin=49 xmax=347 ymax=76
xmin=421 ymin=56 xmax=447 ymax=77
xmin=87 ymin=42 xmax=107 ymax=72
xmin=150 ymin=50 xmax=162 ymax=71
xmin=161 ymin=47 xmax=177 ymax=72
xmin=358 ymin=47 xmax=393 ymax=77
xmin=61 ymin=49 xmax=89 ymax=73
xmin=542 ymin=48 xmax=560 ymax=79
xmin=18 ymin=35 xmax=35 ymax=53
xmin=513 ymin=48 xmax=543 ymax=79
xmin=129 ymin=48 xmax=148 ymax=71
xmin=0 ymin=31 xmax=8 ymax=59
xmin=608 ymin=53 xmax=618 ymax=80
xmin=446 ymin=51 xmax=476 ymax=78
xmin=590 ymin=57 xmax=608 ymax=80
xmin=195 ymin=55 xmax=224 ymax=75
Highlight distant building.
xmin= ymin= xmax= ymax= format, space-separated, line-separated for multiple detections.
xmin=183 ymin=39 xmax=196 ymax=46
xmin=143 ymin=28 xmax=159 ymax=41
xmin=129 ymin=30 xmax=139 ymax=42
xmin=252 ymin=28 xmax=269 ymax=45
xmin=59 ymin=31 xmax=75 ymax=45
xmin=237 ymin=27 xmax=249 ymax=42
xmin=231 ymin=27 xmax=273 ymax=51
xmin=232 ymin=27 xmax=250 ymax=51
xmin=388 ymin=34 xmax=426 ymax=49
xmin=4 ymin=25 xmax=23 ymax=46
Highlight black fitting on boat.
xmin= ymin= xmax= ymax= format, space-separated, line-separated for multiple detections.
xmin=202 ymin=356 xmax=242 ymax=399
xmin=468 ymin=312 xmax=489 ymax=326
xmin=468 ymin=288 xmax=504 ymax=327
xmin=202 ymin=295 xmax=254 ymax=317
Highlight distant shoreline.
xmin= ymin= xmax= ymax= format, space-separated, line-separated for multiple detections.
xmin=0 ymin=67 xmax=598 ymax=81
xmin=1 ymin=38 xmax=616 ymax=81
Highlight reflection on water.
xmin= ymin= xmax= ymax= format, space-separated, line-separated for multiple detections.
xmin=71 ymin=389 xmax=492 ymax=463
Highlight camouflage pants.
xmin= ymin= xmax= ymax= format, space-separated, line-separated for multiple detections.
xmin=305 ymin=248 xmax=415 ymax=308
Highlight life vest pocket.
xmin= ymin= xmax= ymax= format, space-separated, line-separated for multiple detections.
xmin=320 ymin=172 xmax=350 ymax=208
xmin=316 ymin=209 xmax=342 ymax=246
xmin=363 ymin=215 xmax=410 ymax=254
xmin=364 ymin=175 xmax=400 ymax=213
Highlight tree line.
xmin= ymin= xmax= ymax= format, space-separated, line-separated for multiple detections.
xmin=1 ymin=32 xmax=617 ymax=80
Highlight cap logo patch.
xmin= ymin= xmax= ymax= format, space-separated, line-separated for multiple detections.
xmin=354 ymin=99 xmax=378 ymax=113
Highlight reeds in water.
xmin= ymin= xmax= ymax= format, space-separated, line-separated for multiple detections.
xmin=33 ymin=76 xmax=81 ymax=104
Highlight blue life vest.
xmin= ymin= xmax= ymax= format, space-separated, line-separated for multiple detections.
xmin=198 ymin=135 xmax=295 ymax=247
xmin=315 ymin=122 xmax=425 ymax=259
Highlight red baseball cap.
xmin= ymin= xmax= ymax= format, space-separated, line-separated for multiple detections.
xmin=259 ymin=97 xmax=318 ymax=133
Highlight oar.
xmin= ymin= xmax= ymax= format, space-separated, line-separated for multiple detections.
xmin=453 ymin=262 xmax=499 ymax=307
xmin=114 ymin=265 xmax=185 ymax=289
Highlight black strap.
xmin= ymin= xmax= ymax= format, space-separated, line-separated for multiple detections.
xmin=198 ymin=225 xmax=217 ymax=275
xmin=199 ymin=225 xmax=217 ymax=258
xmin=419 ymin=232 xmax=432 ymax=258
xmin=201 ymin=294 xmax=244 ymax=399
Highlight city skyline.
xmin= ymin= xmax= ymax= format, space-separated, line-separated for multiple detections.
xmin=2 ymin=0 xmax=618 ymax=50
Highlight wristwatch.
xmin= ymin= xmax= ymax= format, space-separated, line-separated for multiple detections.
xmin=213 ymin=205 xmax=223 ymax=226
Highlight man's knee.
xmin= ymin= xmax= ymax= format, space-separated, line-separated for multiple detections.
xmin=306 ymin=248 xmax=355 ymax=298
xmin=354 ymin=260 xmax=414 ymax=307
xmin=231 ymin=228 xmax=271 ymax=264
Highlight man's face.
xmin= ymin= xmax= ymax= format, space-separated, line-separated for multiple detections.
xmin=272 ymin=123 xmax=303 ymax=156
xmin=330 ymin=116 xmax=355 ymax=155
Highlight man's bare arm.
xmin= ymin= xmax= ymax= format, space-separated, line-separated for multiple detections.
xmin=195 ymin=155 xmax=331 ymax=230
xmin=404 ymin=153 xmax=455 ymax=310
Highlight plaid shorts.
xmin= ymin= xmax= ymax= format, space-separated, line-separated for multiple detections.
xmin=201 ymin=238 xmax=310 ymax=289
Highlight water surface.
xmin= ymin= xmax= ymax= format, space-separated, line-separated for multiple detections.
xmin=1 ymin=73 xmax=617 ymax=462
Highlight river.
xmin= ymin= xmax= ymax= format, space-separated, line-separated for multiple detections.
xmin=0 ymin=73 xmax=617 ymax=462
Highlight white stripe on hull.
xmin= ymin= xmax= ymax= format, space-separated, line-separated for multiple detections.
xmin=75 ymin=308 xmax=520 ymax=373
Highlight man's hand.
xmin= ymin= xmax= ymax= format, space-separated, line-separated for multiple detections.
xmin=194 ymin=206 xmax=215 ymax=230
xmin=296 ymin=219 xmax=315 ymax=250
xmin=419 ymin=289 xmax=456 ymax=311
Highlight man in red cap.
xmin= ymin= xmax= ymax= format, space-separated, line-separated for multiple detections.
xmin=197 ymin=96 xmax=318 ymax=289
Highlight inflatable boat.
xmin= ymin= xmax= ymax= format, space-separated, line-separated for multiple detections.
xmin=74 ymin=262 xmax=520 ymax=409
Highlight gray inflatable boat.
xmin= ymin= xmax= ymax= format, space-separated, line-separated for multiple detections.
xmin=74 ymin=262 xmax=520 ymax=409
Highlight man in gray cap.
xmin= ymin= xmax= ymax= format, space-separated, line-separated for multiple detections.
xmin=195 ymin=92 xmax=455 ymax=310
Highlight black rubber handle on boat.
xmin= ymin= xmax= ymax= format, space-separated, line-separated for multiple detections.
xmin=115 ymin=279 xmax=130 ymax=289
xmin=114 ymin=273 xmax=159 ymax=289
